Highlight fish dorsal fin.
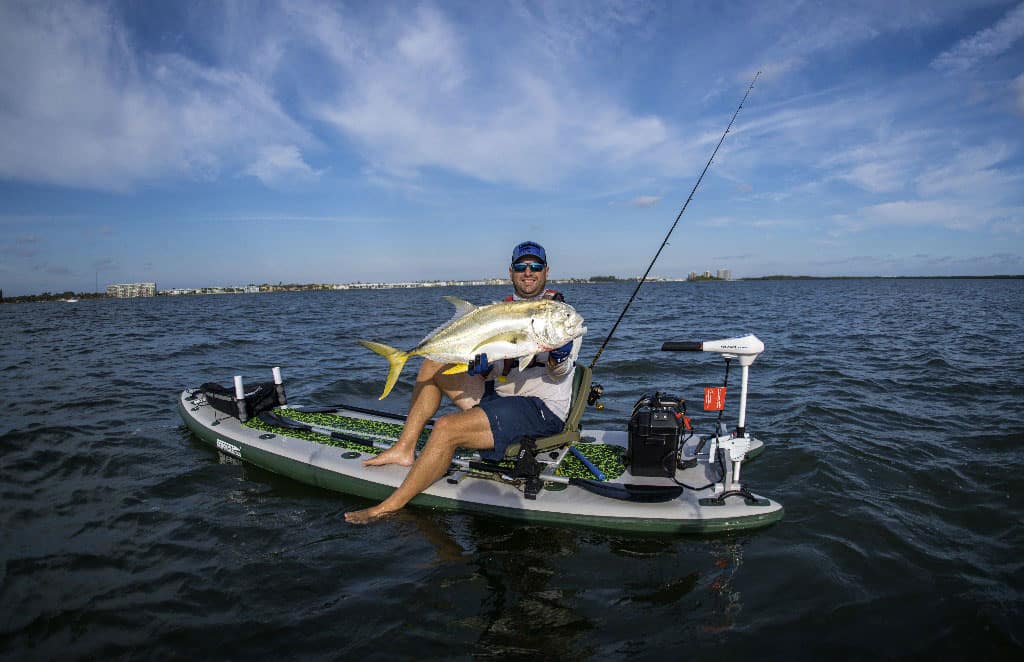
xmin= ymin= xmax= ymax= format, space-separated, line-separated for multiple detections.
xmin=419 ymin=296 xmax=480 ymax=344
xmin=443 ymin=296 xmax=477 ymax=319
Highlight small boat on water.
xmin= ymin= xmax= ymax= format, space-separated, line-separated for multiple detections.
xmin=177 ymin=336 xmax=783 ymax=533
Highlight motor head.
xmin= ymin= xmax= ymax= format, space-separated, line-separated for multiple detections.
xmin=662 ymin=334 xmax=765 ymax=366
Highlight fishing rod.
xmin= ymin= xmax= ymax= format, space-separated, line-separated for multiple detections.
xmin=588 ymin=71 xmax=760 ymax=373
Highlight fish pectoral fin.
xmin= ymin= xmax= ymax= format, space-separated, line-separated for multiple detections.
xmin=443 ymin=296 xmax=477 ymax=318
xmin=442 ymin=363 xmax=469 ymax=375
xmin=471 ymin=332 xmax=528 ymax=352
xmin=518 ymin=354 xmax=536 ymax=372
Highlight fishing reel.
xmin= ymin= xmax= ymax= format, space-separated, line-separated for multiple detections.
xmin=587 ymin=383 xmax=604 ymax=410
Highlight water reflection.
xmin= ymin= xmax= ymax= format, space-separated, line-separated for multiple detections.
xmin=406 ymin=509 xmax=751 ymax=653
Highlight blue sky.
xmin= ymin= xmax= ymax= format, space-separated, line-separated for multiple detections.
xmin=2 ymin=0 xmax=1023 ymax=295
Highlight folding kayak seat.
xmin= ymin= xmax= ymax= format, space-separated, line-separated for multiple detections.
xmin=501 ymin=364 xmax=592 ymax=460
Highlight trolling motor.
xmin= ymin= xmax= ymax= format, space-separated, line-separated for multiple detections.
xmin=660 ymin=334 xmax=765 ymax=495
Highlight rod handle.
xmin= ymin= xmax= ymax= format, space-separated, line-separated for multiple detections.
xmin=661 ymin=341 xmax=702 ymax=352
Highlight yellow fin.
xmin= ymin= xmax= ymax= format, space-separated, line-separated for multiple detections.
xmin=441 ymin=363 xmax=469 ymax=375
xmin=358 ymin=340 xmax=410 ymax=400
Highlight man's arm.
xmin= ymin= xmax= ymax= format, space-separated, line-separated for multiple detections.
xmin=546 ymin=337 xmax=581 ymax=378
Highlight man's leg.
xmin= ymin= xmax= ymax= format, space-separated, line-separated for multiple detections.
xmin=344 ymin=406 xmax=494 ymax=523
xmin=364 ymin=359 xmax=482 ymax=467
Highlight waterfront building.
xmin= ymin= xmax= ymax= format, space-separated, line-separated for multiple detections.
xmin=687 ymin=269 xmax=731 ymax=281
xmin=107 ymin=282 xmax=156 ymax=298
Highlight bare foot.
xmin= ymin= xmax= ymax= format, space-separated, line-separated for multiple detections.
xmin=344 ymin=506 xmax=397 ymax=524
xmin=363 ymin=446 xmax=415 ymax=467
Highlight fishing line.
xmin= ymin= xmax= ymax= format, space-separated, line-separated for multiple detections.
xmin=588 ymin=71 xmax=760 ymax=371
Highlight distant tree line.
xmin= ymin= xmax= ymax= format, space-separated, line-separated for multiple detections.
xmin=1 ymin=291 xmax=108 ymax=304
xmin=742 ymin=275 xmax=1024 ymax=280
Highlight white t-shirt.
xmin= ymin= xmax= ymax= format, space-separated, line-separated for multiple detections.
xmin=491 ymin=292 xmax=582 ymax=421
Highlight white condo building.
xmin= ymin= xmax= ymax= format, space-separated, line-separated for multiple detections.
xmin=107 ymin=282 xmax=156 ymax=298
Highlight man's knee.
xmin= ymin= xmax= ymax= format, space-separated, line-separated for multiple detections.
xmin=415 ymin=358 xmax=445 ymax=382
xmin=430 ymin=410 xmax=489 ymax=450
xmin=428 ymin=416 xmax=461 ymax=449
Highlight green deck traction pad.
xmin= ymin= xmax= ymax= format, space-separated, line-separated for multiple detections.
xmin=244 ymin=408 xmax=627 ymax=481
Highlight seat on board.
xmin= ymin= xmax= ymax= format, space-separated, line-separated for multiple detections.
xmin=501 ymin=364 xmax=592 ymax=459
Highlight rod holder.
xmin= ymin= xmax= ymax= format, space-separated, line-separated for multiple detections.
xmin=272 ymin=366 xmax=287 ymax=405
xmin=233 ymin=375 xmax=249 ymax=423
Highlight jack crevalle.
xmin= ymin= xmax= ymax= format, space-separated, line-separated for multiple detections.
xmin=359 ymin=296 xmax=587 ymax=400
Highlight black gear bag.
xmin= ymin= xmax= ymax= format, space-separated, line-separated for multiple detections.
xmin=627 ymin=392 xmax=686 ymax=477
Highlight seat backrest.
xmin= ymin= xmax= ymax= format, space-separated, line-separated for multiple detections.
xmin=503 ymin=363 xmax=591 ymax=458
xmin=563 ymin=364 xmax=592 ymax=433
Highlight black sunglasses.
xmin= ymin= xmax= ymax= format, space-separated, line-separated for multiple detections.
xmin=511 ymin=261 xmax=545 ymax=273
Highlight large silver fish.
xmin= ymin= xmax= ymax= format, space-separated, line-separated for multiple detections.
xmin=359 ymin=296 xmax=587 ymax=399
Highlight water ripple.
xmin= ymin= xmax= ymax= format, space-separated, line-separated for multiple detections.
xmin=1 ymin=280 xmax=1022 ymax=657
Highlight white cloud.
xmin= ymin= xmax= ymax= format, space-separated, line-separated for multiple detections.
xmin=932 ymin=2 xmax=1024 ymax=73
xmin=631 ymin=196 xmax=661 ymax=208
xmin=991 ymin=218 xmax=1024 ymax=234
xmin=838 ymin=162 xmax=907 ymax=193
xmin=915 ymin=142 xmax=1021 ymax=198
xmin=244 ymin=145 xmax=322 ymax=189
xmin=750 ymin=218 xmax=795 ymax=229
xmin=509 ymin=0 xmax=654 ymax=66
xmin=2 ymin=0 xmax=1022 ymax=240
xmin=306 ymin=3 xmax=676 ymax=188
xmin=860 ymin=200 xmax=971 ymax=227
xmin=852 ymin=199 xmax=1022 ymax=231
xmin=757 ymin=58 xmax=805 ymax=82
xmin=0 ymin=1 xmax=314 ymax=191
xmin=819 ymin=130 xmax=1020 ymax=199
xmin=748 ymin=0 xmax=995 ymax=80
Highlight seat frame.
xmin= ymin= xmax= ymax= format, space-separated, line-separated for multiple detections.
xmin=501 ymin=364 xmax=592 ymax=459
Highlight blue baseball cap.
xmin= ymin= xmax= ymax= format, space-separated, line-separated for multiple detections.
xmin=511 ymin=240 xmax=546 ymax=265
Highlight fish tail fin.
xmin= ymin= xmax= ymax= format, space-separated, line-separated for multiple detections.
xmin=358 ymin=340 xmax=410 ymax=400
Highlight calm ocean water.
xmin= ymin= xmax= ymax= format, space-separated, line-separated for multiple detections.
xmin=2 ymin=280 xmax=1022 ymax=659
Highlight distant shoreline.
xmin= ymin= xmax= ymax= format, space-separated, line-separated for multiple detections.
xmin=737 ymin=274 xmax=1024 ymax=281
xmin=3 ymin=274 xmax=1023 ymax=303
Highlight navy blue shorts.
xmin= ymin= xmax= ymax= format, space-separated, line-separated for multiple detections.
xmin=475 ymin=393 xmax=564 ymax=461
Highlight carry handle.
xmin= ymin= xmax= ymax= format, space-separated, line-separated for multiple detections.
xmin=661 ymin=341 xmax=702 ymax=351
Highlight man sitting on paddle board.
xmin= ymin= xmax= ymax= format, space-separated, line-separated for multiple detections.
xmin=345 ymin=241 xmax=581 ymax=524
